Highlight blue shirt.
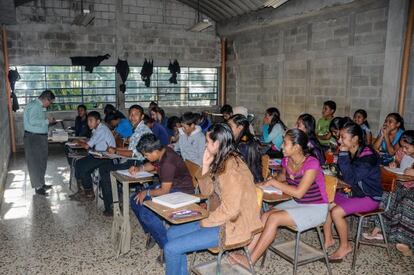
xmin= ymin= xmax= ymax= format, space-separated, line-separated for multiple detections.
xmin=115 ymin=118 xmax=133 ymax=138
xmin=262 ymin=124 xmax=284 ymax=150
xmin=87 ymin=123 xmax=116 ymax=151
xmin=23 ymin=99 xmax=49 ymax=134
xmin=151 ymin=122 xmax=170 ymax=146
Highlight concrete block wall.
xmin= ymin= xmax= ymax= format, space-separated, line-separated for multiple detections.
xmin=0 ymin=27 xmax=12 ymax=198
xmin=223 ymin=0 xmax=391 ymax=133
xmin=5 ymin=0 xmax=221 ymax=146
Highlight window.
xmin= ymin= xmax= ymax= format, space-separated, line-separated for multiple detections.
xmin=125 ymin=67 xmax=218 ymax=108
xmin=14 ymin=66 xmax=116 ymax=111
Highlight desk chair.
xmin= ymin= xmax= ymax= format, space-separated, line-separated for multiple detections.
xmin=351 ymin=167 xmax=397 ymax=271
xmin=260 ymin=175 xmax=337 ymax=275
xmin=191 ymin=187 xmax=264 ymax=275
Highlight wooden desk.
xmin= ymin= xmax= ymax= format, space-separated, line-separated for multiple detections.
xmin=143 ymin=201 xmax=208 ymax=224
xmin=110 ymin=171 xmax=154 ymax=255
xmin=263 ymin=192 xmax=291 ymax=203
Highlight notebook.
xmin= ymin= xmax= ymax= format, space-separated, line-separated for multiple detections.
xmin=384 ymin=166 xmax=405 ymax=175
xmin=152 ymin=192 xmax=200 ymax=209
xmin=260 ymin=186 xmax=283 ymax=195
xmin=116 ymin=169 xmax=153 ymax=179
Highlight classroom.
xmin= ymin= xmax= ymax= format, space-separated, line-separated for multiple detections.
xmin=0 ymin=0 xmax=413 ymax=274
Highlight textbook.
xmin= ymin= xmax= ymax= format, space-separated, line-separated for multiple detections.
xmin=152 ymin=192 xmax=200 ymax=209
xmin=384 ymin=166 xmax=405 ymax=175
xmin=260 ymin=186 xmax=283 ymax=195
xmin=116 ymin=170 xmax=153 ymax=179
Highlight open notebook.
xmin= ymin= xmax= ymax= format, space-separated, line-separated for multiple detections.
xmin=260 ymin=186 xmax=283 ymax=195
xmin=116 ymin=170 xmax=153 ymax=179
xmin=152 ymin=192 xmax=200 ymax=209
xmin=384 ymin=166 xmax=405 ymax=175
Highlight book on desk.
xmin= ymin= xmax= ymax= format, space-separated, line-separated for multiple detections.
xmin=116 ymin=169 xmax=153 ymax=179
xmin=152 ymin=192 xmax=200 ymax=209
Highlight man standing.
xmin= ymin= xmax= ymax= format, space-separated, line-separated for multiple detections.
xmin=23 ymin=90 xmax=56 ymax=195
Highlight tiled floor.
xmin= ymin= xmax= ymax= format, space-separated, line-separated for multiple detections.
xmin=0 ymin=147 xmax=413 ymax=275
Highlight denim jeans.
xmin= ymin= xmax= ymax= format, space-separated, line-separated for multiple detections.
xmin=130 ymin=184 xmax=171 ymax=248
xmin=164 ymin=221 xmax=220 ymax=275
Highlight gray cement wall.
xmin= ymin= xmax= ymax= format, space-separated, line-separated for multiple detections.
xmin=222 ymin=0 xmax=407 ymax=133
xmin=0 ymin=27 xmax=11 ymax=200
xmin=5 ymin=0 xmax=221 ymax=147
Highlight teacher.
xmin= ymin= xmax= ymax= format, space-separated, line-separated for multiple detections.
xmin=23 ymin=90 xmax=56 ymax=196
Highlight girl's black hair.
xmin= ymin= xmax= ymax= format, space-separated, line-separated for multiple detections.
xmin=167 ymin=116 xmax=180 ymax=130
xmin=341 ymin=121 xmax=377 ymax=160
xmin=297 ymin=113 xmax=325 ymax=163
xmin=329 ymin=116 xmax=352 ymax=132
xmin=400 ymin=130 xmax=414 ymax=146
xmin=266 ymin=107 xmax=287 ymax=133
xmin=386 ymin=113 xmax=405 ymax=131
xmin=284 ymin=128 xmax=311 ymax=156
xmin=104 ymin=104 xmax=116 ymax=115
xmin=354 ymin=109 xmax=370 ymax=129
xmin=150 ymin=106 xmax=166 ymax=121
xmin=229 ymin=114 xmax=262 ymax=180
xmin=207 ymin=123 xmax=241 ymax=176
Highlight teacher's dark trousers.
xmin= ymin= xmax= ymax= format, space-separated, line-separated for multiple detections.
xmin=24 ymin=131 xmax=48 ymax=189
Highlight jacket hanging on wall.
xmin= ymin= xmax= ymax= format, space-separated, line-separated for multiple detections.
xmin=140 ymin=59 xmax=153 ymax=87
xmin=168 ymin=59 xmax=180 ymax=84
xmin=8 ymin=68 xmax=20 ymax=112
xmin=70 ymin=54 xmax=111 ymax=73
xmin=116 ymin=58 xmax=130 ymax=93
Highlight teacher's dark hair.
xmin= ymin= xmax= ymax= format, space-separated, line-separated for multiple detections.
xmin=38 ymin=90 xmax=55 ymax=101
xmin=207 ymin=123 xmax=240 ymax=175
xmin=137 ymin=133 xmax=163 ymax=154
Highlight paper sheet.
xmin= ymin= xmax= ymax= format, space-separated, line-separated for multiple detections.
xmin=260 ymin=186 xmax=283 ymax=195
xmin=116 ymin=169 xmax=154 ymax=179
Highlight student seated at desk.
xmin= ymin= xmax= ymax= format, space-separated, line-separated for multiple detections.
xmin=74 ymin=104 xmax=90 ymax=138
xmin=316 ymin=100 xmax=336 ymax=148
xmin=262 ymin=107 xmax=287 ymax=158
xmin=103 ymin=103 xmax=125 ymax=123
xmin=231 ymin=128 xmax=328 ymax=268
xmin=70 ymin=111 xmax=115 ymax=201
xmin=106 ymin=111 xmax=133 ymax=139
xmin=164 ymin=123 xmax=262 ymax=275
xmin=97 ymin=104 xmax=152 ymax=216
xmin=166 ymin=116 xmax=181 ymax=144
xmin=228 ymin=114 xmax=263 ymax=183
xmin=173 ymin=112 xmax=205 ymax=166
xmin=143 ymin=114 xmax=170 ymax=146
xmin=296 ymin=113 xmax=325 ymax=165
xmin=129 ymin=133 xmax=194 ymax=251
xmin=323 ymin=122 xmax=382 ymax=261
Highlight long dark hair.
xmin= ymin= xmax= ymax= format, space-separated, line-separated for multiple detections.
xmin=284 ymin=128 xmax=311 ymax=156
xmin=400 ymin=130 xmax=414 ymax=146
xmin=228 ymin=114 xmax=262 ymax=178
xmin=297 ymin=113 xmax=325 ymax=163
xmin=207 ymin=123 xmax=241 ymax=176
xmin=386 ymin=113 xmax=405 ymax=131
xmin=354 ymin=109 xmax=370 ymax=129
xmin=341 ymin=121 xmax=376 ymax=159
xmin=266 ymin=107 xmax=287 ymax=133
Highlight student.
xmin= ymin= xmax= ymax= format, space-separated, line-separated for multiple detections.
xmin=148 ymin=101 xmax=158 ymax=115
xmin=231 ymin=128 xmax=328 ymax=268
xmin=106 ymin=111 xmax=133 ymax=139
xmin=103 ymin=103 xmax=125 ymax=123
xmin=363 ymin=130 xmax=414 ymax=256
xmin=198 ymin=111 xmax=212 ymax=134
xmin=164 ymin=123 xmax=262 ymax=275
xmin=129 ymin=133 xmax=194 ymax=250
xmin=143 ymin=114 xmax=170 ymax=145
xmin=173 ymin=112 xmax=206 ymax=166
xmin=70 ymin=111 xmax=115 ymax=201
xmin=166 ymin=116 xmax=181 ymax=143
xmin=228 ymin=114 xmax=263 ymax=183
xmin=74 ymin=104 xmax=90 ymax=137
xmin=323 ymin=122 xmax=382 ymax=261
xmin=353 ymin=109 xmax=372 ymax=144
xmin=373 ymin=113 xmax=405 ymax=165
xmin=150 ymin=106 xmax=168 ymax=129
xmin=262 ymin=107 xmax=287 ymax=158
xmin=220 ymin=104 xmax=233 ymax=121
xmin=328 ymin=117 xmax=352 ymax=151
xmin=296 ymin=113 xmax=325 ymax=165
xmin=317 ymin=100 xmax=336 ymax=146
xmin=97 ymin=105 xmax=152 ymax=216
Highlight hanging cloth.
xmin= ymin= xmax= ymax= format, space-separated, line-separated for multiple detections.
xmin=70 ymin=54 xmax=111 ymax=73
xmin=168 ymin=59 xmax=180 ymax=84
xmin=140 ymin=58 xmax=153 ymax=87
xmin=116 ymin=58 xmax=130 ymax=93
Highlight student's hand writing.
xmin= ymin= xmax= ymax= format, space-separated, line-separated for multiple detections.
xmin=129 ymin=166 xmax=139 ymax=175
xmin=134 ymin=191 xmax=147 ymax=205
xmin=388 ymin=162 xmax=397 ymax=169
